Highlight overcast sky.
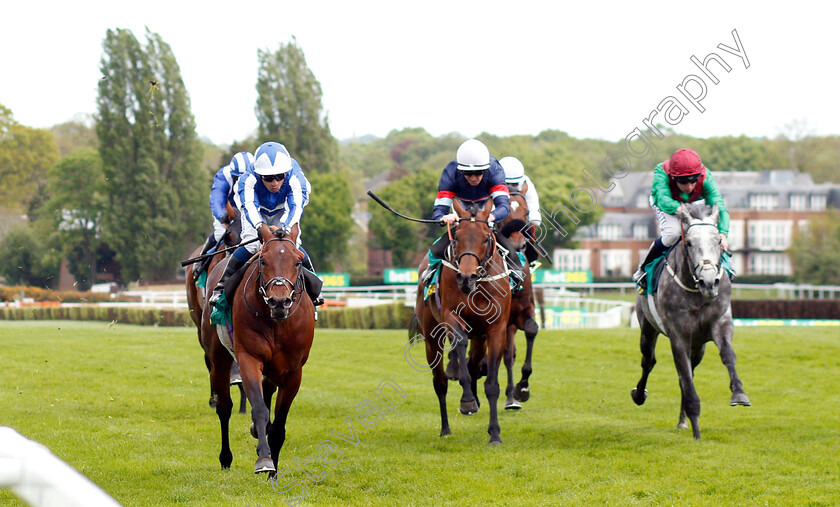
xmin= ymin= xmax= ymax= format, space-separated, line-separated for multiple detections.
xmin=1 ymin=1 xmax=836 ymax=146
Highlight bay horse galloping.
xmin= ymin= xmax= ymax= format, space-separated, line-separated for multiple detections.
xmin=202 ymin=223 xmax=315 ymax=472
xmin=498 ymin=187 xmax=540 ymax=410
xmin=185 ymin=205 xmax=246 ymax=413
xmin=631 ymin=202 xmax=750 ymax=439
xmin=414 ymin=198 xmax=512 ymax=444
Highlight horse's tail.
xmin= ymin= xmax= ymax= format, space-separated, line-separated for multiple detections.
xmin=408 ymin=312 xmax=420 ymax=342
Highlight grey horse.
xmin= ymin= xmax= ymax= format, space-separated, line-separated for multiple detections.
xmin=631 ymin=201 xmax=750 ymax=439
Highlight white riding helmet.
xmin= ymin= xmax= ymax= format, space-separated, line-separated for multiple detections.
xmin=499 ymin=156 xmax=526 ymax=185
xmin=253 ymin=142 xmax=293 ymax=176
xmin=229 ymin=151 xmax=255 ymax=178
xmin=456 ymin=139 xmax=490 ymax=171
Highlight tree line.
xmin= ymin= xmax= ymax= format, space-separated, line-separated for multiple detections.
xmin=1 ymin=29 xmax=838 ymax=288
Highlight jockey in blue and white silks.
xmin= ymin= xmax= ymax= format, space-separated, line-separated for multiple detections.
xmin=238 ymin=160 xmax=311 ymax=252
xmin=193 ymin=151 xmax=254 ymax=279
xmin=209 ymin=142 xmax=322 ymax=307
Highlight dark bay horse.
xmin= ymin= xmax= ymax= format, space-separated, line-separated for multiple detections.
xmin=185 ymin=205 xmax=246 ymax=413
xmin=203 ymin=223 xmax=316 ymax=472
xmin=498 ymin=186 xmax=540 ymax=410
xmin=631 ymin=202 xmax=750 ymax=439
xmin=414 ymin=198 xmax=512 ymax=444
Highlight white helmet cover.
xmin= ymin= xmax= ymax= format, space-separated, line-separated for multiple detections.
xmin=253 ymin=142 xmax=293 ymax=176
xmin=456 ymin=139 xmax=491 ymax=171
xmin=499 ymin=156 xmax=525 ymax=184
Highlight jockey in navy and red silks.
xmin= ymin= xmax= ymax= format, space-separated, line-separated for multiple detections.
xmin=426 ymin=138 xmax=524 ymax=287
xmin=193 ymin=151 xmax=254 ymax=279
xmin=209 ymin=141 xmax=322 ymax=307
xmin=632 ymin=148 xmax=731 ymax=286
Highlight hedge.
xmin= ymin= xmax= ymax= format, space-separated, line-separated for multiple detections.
xmin=0 ymin=302 xmax=415 ymax=329
xmin=731 ymin=299 xmax=840 ymax=319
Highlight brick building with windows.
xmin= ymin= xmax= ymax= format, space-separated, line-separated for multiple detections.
xmin=553 ymin=170 xmax=840 ymax=279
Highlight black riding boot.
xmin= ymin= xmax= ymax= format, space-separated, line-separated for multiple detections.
xmin=302 ymin=255 xmax=324 ymax=307
xmin=193 ymin=234 xmax=218 ymax=280
xmin=496 ymin=233 xmax=524 ymax=291
xmin=632 ymin=238 xmax=667 ymax=286
xmin=209 ymin=256 xmax=245 ymax=305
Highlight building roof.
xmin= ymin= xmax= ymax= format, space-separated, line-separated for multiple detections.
xmin=602 ymin=169 xmax=840 ymax=211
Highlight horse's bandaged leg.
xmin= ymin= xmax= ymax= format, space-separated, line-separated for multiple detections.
xmin=216 ymin=324 xmax=236 ymax=358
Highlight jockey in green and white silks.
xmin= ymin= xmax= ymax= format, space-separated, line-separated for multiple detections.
xmin=633 ymin=148 xmax=731 ymax=286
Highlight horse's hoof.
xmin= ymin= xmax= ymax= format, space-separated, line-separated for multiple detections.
xmin=730 ymin=393 xmax=751 ymax=406
xmin=631 ymin=387 xmax=648 ymax=406
xmin=505 ymin=400 xmax=522 ymax=410
xmin=440 ymin=428 xmax=452 ymax=437
xmin=677 ymin=421 xmax=689 ymax=430
xmin=459 ymin=400 xmax=479 ymax=415
xmin=229 ymin=373 xmax=242 ymax=385
xmin=488 ymin=438 xmax=503 ymax=446
xmin=254 ymin=457 xmax=275 ymax=474
xmin=250 ymin=423 xmax=258 ymax=439
xmin=514 ymin=385 xmax=530 ymax=402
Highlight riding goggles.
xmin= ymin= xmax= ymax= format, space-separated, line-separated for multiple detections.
xmin=674 ymin=174 xmax=700 ymax=185
xmin=459 ymin=169 xmax=487 ymax=178
xmin=261 ymin=174 xmax=286 ymax=183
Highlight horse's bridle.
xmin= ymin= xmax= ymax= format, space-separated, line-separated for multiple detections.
xmin=243 ymin=236 xmax=305 ymax=319
xmin=445 ymin=216 xmax=497 ymax=274
xmin=671 ymin=222 xmax=725 ymax=292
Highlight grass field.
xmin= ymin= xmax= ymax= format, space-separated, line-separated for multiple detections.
xmin=1 ymin=321 xmax=839 ymax=506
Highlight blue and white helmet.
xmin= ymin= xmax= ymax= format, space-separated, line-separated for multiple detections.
xmin=253 ymin=142 xmax=293 ymax=176
xmin=229 ymin=151 xmax=255 ymax=178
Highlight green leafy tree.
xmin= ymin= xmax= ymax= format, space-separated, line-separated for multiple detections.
xmin=369 ymin=168 xmax=441 ymax=267
xmin=255 ymin=38 xmax=352 ymax=268
xmin=0 ymin=225 xmax=60 ymax=287
xmin=256 ymin=38 xmax=337 ymax=174
xmin=301 ymin=172 xmax=354 ymax=272
xmin=51 ymin=115 xmax=98 ymax=156
xmin=41 ymin=148 xmax=108 ymax=290
xmin=788 ymin=210 xmax=840 ymax=285
xmin=96 ymin=28 xmax=206 ymax=282
xmin=0 ymin=105 xmax=60 ymax=217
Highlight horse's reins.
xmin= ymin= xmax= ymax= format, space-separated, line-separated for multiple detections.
xmin=243 ymin=236 xmax=306 ymax=319
xmin=667 ymin=222 xmax=724 ymax=293
xmin=442 ymin=216 xmax=507 ymax=281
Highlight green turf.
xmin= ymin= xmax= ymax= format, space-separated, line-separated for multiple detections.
xmin=1 ymin=321 xmax=839 ymax=506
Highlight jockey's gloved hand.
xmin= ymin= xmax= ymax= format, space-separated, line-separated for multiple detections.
xmin=440 ymin=213 xmax=458 ymax=226
xmin=487 ymin=214 xmax=495 ymax=229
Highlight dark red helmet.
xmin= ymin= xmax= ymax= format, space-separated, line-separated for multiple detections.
xmin=663 ymin=149 xmax=705 ymax=177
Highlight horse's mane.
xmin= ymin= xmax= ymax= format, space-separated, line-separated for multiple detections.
xmin=684 ymin=201 xmax=713 ymax=220
xmin=457 ymin=198 xmax=487 ymax=218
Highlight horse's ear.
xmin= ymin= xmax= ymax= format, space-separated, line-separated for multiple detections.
xmin=259 ymin=223 xmax=273 ymax=243
xmin=478 ymin=197 xmax=493 ymax=219
xmin=520 ymin=182 xmax=528 ymax=194
xmin=288 ymin=222 xmax=300 ymax=243
xmin=710 ymin=204 xmax=720 ymax=225
xmin=453 ymin=198 xmax=465 ymax=216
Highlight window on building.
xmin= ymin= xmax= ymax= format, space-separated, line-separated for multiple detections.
xmin=749 ymin=193 xmax=779 ymax=211
xmin=727 ymin=220 xmax=744 ymax=251
xmin=789 ymin=193 xmax=808 ymax=210
xmin=600 ymin=249 xmax=631 ymax=277
xmin=810 ymin=194 xmax=827 ymax=211
xmin=554 ymin=249 xmax=591 ymax=272
xmin=598 ymin=224 xmax=620 ymax=240
xmin=632 ymin=223 xmax=649 ymax=240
